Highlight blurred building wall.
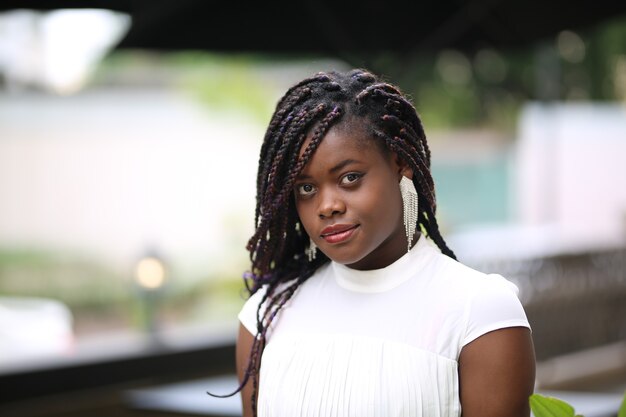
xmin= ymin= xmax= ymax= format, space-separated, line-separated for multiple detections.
xmin=516 ymin=102 xmax=626 ymax=250
xmin=0 ymin=89 xmax=260 ymax=276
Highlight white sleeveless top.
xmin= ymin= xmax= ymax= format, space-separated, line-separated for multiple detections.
xmin=238 ymin=236 xmax=530 ymax=417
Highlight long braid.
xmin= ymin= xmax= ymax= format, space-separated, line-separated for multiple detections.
xmin=209 ymin=69 xmax=456 ymax=416
xmin=251 ymin=104 xmax=335 ymax=277
xmin=255 ymin=87 xmax=314 ymax=227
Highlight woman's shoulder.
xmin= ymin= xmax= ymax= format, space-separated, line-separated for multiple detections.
xmin=420 ymin=243 xmax=530 ymax=351
xmin=425 ymin=244 xmax=520 ymax=296
xmin=237 ymin=265 xmax=331 ymax=335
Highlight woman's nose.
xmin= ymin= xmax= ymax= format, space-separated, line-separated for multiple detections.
xmin=318 ymin=189 xmax=346 ymax=219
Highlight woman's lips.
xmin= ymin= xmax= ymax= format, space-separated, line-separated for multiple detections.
xmin=320 ymin=224 xmax=359 ymax=244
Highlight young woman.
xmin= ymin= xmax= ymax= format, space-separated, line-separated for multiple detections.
xmin=232 ymin=69 xmax=535 ymax=416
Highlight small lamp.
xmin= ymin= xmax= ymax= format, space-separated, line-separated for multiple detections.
xmin=133 ymin=249 xmax=168 ymax=340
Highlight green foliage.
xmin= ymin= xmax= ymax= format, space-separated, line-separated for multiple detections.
xmin=95 ymin=50 xmax=280 ymax=124
xmin=0 ymin=248 xmax=131 ymax=308
xmin=349 ymin=14 xmax=626 ymax=131
xmin=529 ymin=391 xmax=626 ymax=417
xmin=157 ymin=271 xmax=246 ymax=324
xmin=175 ymin=56 xmax=276 ymax=124
xmin=529 ymin=394 xmax=581 ymax=417
xmin=0 ymin=247 xmax=247 ymax=334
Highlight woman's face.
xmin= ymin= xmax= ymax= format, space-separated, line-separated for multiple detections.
xmin=294 ymin=125 xmax=413 ymax=270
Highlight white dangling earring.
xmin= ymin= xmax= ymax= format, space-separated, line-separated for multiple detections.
xmin=399 ymin=176 xmax=418 ymax=252
xmin=305 ymin=238 xmax=317 ymax=261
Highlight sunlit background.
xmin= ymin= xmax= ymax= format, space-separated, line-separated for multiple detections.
xmin=0 ymin=5 xmax=625 ymax=417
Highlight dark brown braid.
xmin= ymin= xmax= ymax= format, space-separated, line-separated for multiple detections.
xmin=207 ymin=69 xmax=456 ymax=416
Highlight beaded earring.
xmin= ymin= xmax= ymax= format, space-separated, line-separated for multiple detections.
xmin=399 ymin=176 xmax=418 ymax=252
xmin=305 ymin=238 xmax=317 ymax=261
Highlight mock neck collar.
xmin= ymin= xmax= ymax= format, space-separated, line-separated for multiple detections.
xmin=330 ymin=235 xmax=438 ymax=293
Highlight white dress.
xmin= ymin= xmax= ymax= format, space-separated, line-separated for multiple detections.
xmin=238 ymin=236 xmax=530 ymax=417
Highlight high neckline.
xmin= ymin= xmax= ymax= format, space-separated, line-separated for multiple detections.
xmin=331 ymin=235 xmax=438 ymax=293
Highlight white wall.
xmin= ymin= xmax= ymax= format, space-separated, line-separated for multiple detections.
xmin=0 ymin=89 xmax=261 ymax=277
xmin=515 ymin=102 xmax=626 ymax=248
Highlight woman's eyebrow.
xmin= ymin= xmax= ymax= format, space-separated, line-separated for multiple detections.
xmin=296 ymin=159 xmax=363 ymax=180
xmin=296 ymin=173 xmax=311 ymax=180
xmin=329 ymin=159 xmax=362 ymax=174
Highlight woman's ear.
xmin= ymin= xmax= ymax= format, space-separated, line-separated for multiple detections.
xmin=391 ymin=152 xmax=414 ymax=180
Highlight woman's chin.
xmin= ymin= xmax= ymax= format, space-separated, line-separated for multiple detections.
xmin=319 ymin=248 xmax=366 ymax=266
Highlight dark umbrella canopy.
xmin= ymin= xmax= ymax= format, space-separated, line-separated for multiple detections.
xmin=3 ymin=0 xmax=626 ymax=55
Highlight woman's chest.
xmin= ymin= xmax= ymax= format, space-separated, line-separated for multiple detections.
xmin=257 ymin=334 xmax=461 ymax=417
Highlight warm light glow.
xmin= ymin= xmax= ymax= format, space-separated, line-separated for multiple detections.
xmin=135 ymin=257 xmax=166 ymax=289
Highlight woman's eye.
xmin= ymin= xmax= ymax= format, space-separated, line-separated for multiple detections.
xmin=297 ymin=184 xmax=316 ymax=196
xmin=340 ymin=173 xmax=362 ymax=185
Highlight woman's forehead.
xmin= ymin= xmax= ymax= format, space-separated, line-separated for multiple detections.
xmin=297 ymin=127 xmax=390 ymax=174
xmin=298 ymin=122 xmax=378 ymax=159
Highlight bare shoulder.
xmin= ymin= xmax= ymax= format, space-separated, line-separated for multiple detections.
xmin=458 ymin=326 xmax=536 ymax=417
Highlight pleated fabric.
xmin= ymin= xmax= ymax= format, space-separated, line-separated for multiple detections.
xmin=257 ymin=334 xmax=460 ymax=417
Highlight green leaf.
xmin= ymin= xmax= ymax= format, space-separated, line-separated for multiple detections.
xmin=529 ymin=394 xmax=576 ymax=417
xmin=618 ymin=390 xmax=626 ymax=417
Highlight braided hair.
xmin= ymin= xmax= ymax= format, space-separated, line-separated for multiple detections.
xmin=215 ymin=68 xmax=455 ymax=415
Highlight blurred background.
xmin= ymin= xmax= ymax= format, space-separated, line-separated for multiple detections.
xmin=0 ymin=2 xmax=625 ymax=416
